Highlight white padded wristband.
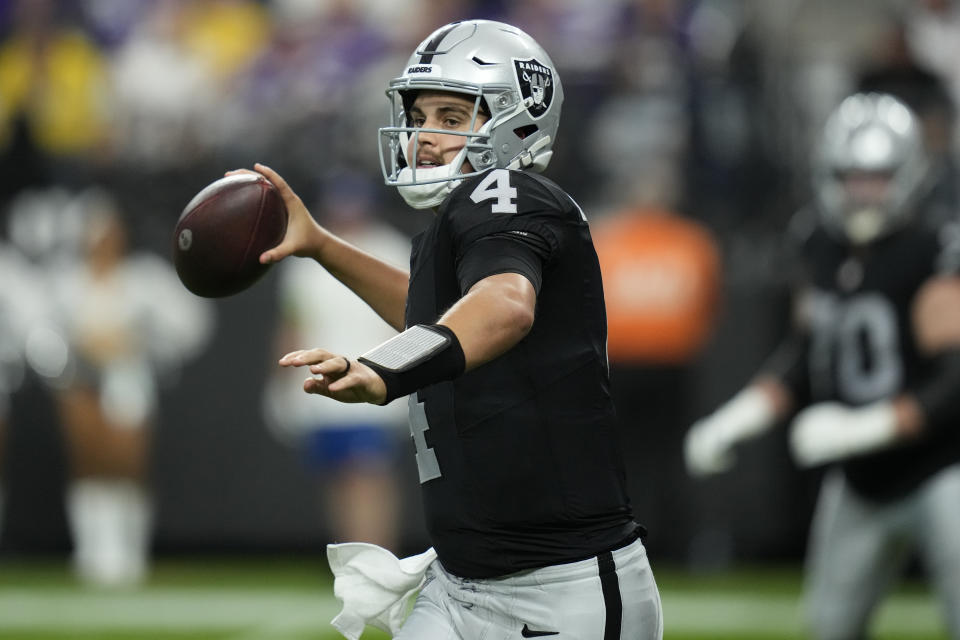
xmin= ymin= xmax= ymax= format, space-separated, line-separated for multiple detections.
xmin=790 ymin=401 xmax=898 ymax=467
xmin=710 ymin=387 xmax=779 ymax=441
xmin=358 ymin=324 xmax=466 ymax=405
xmin=359 ymin=325 xmax=450 ymax=373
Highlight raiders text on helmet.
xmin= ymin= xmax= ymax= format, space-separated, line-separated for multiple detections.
xmin=378 ymin=20 xmax=564 ymax=209
xmin=813 ymin=92 xmax=932 ymax=245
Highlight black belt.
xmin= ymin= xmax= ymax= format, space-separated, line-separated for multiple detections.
xmin=604 ymin=521 xmax=646 ymax=555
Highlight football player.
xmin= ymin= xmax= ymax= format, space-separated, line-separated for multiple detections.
xmin=230 ymin=19 xmax=662 ymax=640
xmin=684 ymin=92 xmax=960 ymax=639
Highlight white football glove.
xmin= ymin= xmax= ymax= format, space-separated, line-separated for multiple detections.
xmin=684 ymin=387 xmax=778 ymax=476
xmin=789 ymin=401 xmax=897 ymax=468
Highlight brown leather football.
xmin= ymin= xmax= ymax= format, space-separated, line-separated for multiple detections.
xmin=173 ymin=174 xmax=287 ymax=298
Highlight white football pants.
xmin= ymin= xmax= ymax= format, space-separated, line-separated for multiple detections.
xmin=804 ymin=465 xmax=960 ymax=639
xmin=395 ymin=537 xmax=663 ymax=640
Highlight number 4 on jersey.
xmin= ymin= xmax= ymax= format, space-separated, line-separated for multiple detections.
xmin=470 ymin=169 xmax=517 ymax=213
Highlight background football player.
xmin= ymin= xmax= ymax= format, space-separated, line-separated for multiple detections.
xmin=684 ymin=92 xmax=960 ymax=639
xmin=230 ymin=18 xmax=663 ymax=640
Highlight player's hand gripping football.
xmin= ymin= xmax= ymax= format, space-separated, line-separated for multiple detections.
xmin=225 ymin=163 xmax=329 ymax=265
xmin=278 ymin=348 xmax=387 ymax=405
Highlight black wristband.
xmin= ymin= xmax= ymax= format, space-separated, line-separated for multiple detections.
xmin=358 ymin=324 xmax=466 ymax=405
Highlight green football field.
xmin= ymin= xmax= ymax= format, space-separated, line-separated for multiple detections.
xmin=0 ymin=556 xmax=947 ymax=639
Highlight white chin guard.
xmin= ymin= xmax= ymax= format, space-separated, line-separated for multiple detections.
xmin=396 ymin=146 xmax=469 ymax=210
xmin=397 ymin=169 xmax=461 ymax=210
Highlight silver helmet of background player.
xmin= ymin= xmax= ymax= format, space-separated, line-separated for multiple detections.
xmin=378 ymin=20 xmax=564 ymax=209
xmin=813 ymin=92 xmax=931 ymax=245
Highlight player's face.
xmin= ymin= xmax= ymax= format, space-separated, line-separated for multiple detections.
xmin=840 ymin=170 xmax=891 ymax=209
xmin=407 ymin=92 xmax=489 ymax=173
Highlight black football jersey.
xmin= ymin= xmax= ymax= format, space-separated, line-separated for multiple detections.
xmin=793 ymin=221 xmax=960 ymax=500
xmin=404 ymin=168 xmax=636 ymax=578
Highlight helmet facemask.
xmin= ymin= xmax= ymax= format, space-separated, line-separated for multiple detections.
xmin=379 ymin=89 xmax=495 ymax=209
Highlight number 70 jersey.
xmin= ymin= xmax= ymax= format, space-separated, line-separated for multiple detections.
xmin=796 ymin=222 xmax=951 ymax=406
xmin=790 ymin=219 xmax=960 ymax=500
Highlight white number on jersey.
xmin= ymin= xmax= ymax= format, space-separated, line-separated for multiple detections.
xmin=808 ymin=291 xmax=902 ymax=403
xmin=408 ymin=395 xmax=441 ymax=483
xmin=469 ymin=169 xmax=517 ymax=214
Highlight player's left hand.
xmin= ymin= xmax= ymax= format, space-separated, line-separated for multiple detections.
xmin=278 ymin=348 xmax=387 ymax=405
xmin=789 ymin=401 xmax=898 ymax=467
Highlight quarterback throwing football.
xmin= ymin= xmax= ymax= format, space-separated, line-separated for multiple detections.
xmin=232 ymin=20 xmax=662 ymax=640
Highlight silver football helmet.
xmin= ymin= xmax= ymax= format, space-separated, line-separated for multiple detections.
xmin=813 ymin=92 xmax=931 ymax=245
xmin=378 ymin=20 xmax=564 ymax=209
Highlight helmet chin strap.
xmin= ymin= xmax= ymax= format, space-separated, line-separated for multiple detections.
xmin=505 ymin=136 xmax=552 ymax=172
xmin=397 ymin=145 xmax=470 ymax=210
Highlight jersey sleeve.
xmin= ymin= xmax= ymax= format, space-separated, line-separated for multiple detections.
xmin=443 ymin=170 xmax=568 ymax=294
xmin=761 ymin=330 xmax=811 ymax=407
xmin=757 ymin=208 xmax=817 ymax=405
xmin=782 ymin=207 xmax=818 ymax=288
xmin=456 ymin=231 xmax=551 ymax=293
xmin=932 ymin=219 xmax=960 ymax=276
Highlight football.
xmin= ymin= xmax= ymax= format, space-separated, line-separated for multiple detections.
xmin=173 ymin=173 xmax=287 ymax=298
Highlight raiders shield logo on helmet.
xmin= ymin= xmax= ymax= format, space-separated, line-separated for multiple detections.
xmin=514 ymin=58 xmax=554 ymax=119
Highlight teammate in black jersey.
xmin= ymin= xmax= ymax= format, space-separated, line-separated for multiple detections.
xmin=230 ymin=19 xmax=662 ymax=640
xmin=685 ymin=92 xmax=960 ymax=639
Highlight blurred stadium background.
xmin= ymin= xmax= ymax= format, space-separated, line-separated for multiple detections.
xmin=0 ymin=0 xmax=957 ymax=637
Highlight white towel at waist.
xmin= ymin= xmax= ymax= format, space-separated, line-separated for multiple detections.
xmin=327 ymin=542 xmax=438 ymax=640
